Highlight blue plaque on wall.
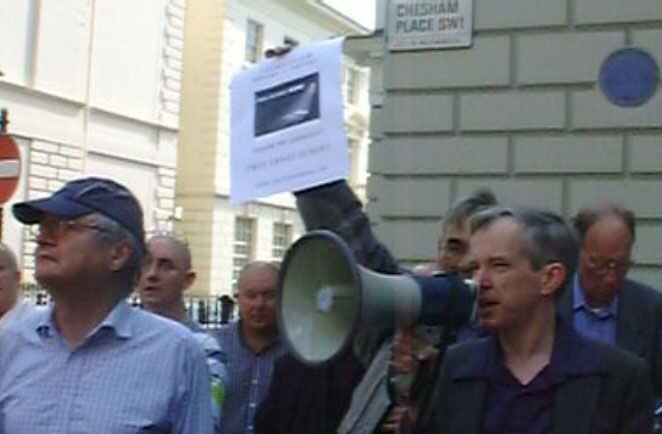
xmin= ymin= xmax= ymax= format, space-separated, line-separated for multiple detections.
xmin=599 ymin=47 xmax=660 ymax=107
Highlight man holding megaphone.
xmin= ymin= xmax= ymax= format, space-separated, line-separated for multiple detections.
xmin=255 ymin=179 xmax=496 ymax=434
xmin=256 ymin=180 xmax=399 ymax=434
xmin=331 ymin=185 xmax=497 ymax=433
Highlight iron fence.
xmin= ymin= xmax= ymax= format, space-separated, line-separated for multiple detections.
xmin=19 ymin=283 xmax=235 ymax=329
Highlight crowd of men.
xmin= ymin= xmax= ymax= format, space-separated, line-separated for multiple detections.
xmin=0 ymin=175 xmax=660 ymax=434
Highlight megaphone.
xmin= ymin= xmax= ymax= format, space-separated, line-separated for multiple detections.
xmin=276 ymin=229 xmax=475 ymax=366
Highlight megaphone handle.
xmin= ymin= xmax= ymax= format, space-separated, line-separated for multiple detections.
xmin=396 ymin=412 xmax=412 ymax=434
xmin=383 ymin=369 xmax=413 ymax=434
xmin=386 ymin=328 xmax=431 ymax=433
xmin=379 ymin=404 xmax=411 ymax=434
xmin=406 ymin=277 xmax=464 ymax=429
xmin=414 ymin=324 xmax=457 ymax=429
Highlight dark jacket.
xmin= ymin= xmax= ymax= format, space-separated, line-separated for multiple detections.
xmin=254 ymin=349 xmax=365 ymax=434
xmin=254 ymin=180 xmax=397 ymax=434
xmin=558 ymin=277 xmax=662 ymax=395
xmin=433 ymin=326 xmax=653 ymax=434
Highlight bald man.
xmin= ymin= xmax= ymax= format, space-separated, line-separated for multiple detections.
xmin=559 ymin=205 xmax=662 ymax=396
xmin=138 ymin=234 xmax=226 ymax=429
xmin=0 ymin=243 xmax=33 ymax=331
xmin=215 ymin=261 xmax=286 ymax=434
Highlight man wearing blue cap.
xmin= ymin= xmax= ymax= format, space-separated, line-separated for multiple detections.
xmin=0 ymin=177 xmax=214 ymax=433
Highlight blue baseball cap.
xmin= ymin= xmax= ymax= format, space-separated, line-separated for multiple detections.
xmin=12 ymin=177 xmax=145 ymax=251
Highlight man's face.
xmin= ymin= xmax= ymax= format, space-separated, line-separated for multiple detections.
xmin=138 ymin=238 xmax=193 ymax=314
xmin=437 ymin=220 xmax=473 ymax=277
xmin=0 ymin=249 xmax=20 ymax=316
xmin=237 ymin=266 xmax=277 ymax=335
xmin=34 ymin=215 xmax=109 ymax=291
xmin=578 ymin=215 xmax=632 ymax=307
xmin=470 ymin=218 xmax=546 ymax=332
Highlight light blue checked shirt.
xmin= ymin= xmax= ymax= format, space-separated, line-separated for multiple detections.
xmin=572 ymin=274 xmax=618 ymax=345
xmin=0 ymin=300 xmax=214 ymax=434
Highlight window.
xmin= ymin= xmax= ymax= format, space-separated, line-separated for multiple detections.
xmin=348 ymin=138 xmax=360 ymax=186
xmin=272 ymin=222 xmax=292 ymax=260
xmin=232 ymin=217 xmax=255 ymax=290
xmin=345 ymin=67 xmax=361 ymax=105
xmin=245 ymin=19 xmax=264 ymax=63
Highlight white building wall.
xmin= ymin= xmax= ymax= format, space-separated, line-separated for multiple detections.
xmin=0 ymin=0 xmax=185 ymax=278
xmin=211 ymin=198 xmax=303 ymax=295
xmin=211 ymin=202 xmax=235 ymax=294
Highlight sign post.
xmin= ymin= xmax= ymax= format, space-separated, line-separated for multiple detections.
xmin=0 ymin=109 xmax=22 ymax=240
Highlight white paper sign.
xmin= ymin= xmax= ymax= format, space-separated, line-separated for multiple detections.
xmin=230 ymin=37 xmax=348 ymax=204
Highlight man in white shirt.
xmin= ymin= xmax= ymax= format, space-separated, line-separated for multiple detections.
xmin=0 ymin=242 xmax=33 ymax=330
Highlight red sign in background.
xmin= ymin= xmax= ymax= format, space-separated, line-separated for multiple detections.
xmin=0 ymin=134 xmax=21 ymax=204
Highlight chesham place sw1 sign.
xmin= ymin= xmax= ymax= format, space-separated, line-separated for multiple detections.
xmin=388 ymin=0 xmax=473 ymax=51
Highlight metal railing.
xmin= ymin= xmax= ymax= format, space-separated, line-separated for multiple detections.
xmin=20 ymin=283 xmax=235 ymax=329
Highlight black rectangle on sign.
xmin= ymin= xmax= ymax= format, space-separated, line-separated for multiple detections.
xmin=254 ymin=73 xmax=320 ymax=137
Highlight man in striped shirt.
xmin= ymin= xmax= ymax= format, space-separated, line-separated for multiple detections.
xmin=216 ymin=261 xmax=286 ymax=434
xmin=0 ymin=177 xmax=214 ymax=433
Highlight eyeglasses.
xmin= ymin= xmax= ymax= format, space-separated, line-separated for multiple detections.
xmin=585 ymin=256 xmax=632 ymax=276
xmin=30 ymin=217 xmax=105 ymax=240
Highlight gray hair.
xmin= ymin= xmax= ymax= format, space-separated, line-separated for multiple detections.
xmin=443 ymin=189 xmax=497 ymax=232
xmin=88 ymin=213 xmax=144 ymax=292
xmin=470 ymin=206 xmax=579 ymax=288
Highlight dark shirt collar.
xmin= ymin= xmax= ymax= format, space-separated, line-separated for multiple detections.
xmin=453 ymin=318 xmax=607 ymax=381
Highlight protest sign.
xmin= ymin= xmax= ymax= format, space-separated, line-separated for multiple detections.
xmin=230 ymin=37 xmax=348 ymax=204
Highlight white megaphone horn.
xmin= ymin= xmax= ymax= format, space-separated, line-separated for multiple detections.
xmin=276 ymin=230 xmax=475 ymax=366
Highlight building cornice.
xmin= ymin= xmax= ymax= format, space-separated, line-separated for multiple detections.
xmin=273 ymin=0 xmax=369 ymax=34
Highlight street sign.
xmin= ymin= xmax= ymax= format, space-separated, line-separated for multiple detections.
xmin=0 ymin=134 xmax=21 ymax=204
xmin=388 ymin=0 xmax=473 ymax=51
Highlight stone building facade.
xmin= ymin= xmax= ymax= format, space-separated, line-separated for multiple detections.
xmin=351 ymin=0 xmax=662 ymax=286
